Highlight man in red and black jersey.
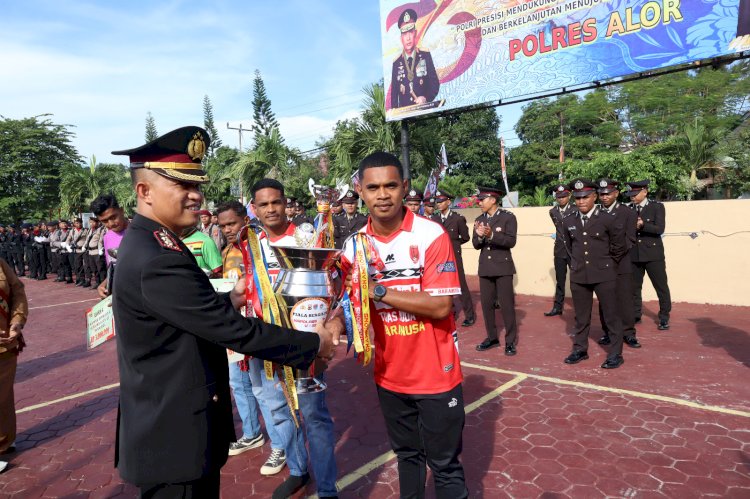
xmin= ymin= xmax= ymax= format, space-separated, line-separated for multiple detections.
xmin=340 ymin=152 xmax=468 ymax=499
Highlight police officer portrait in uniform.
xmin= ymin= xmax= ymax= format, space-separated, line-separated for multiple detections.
xmin=404 ymin=189 xmax=423 ymax=214
xmin=109 ymin=126 xmax=339 ymax=498
xmin=545 ymin=184 xmax=577 ymax=317
xmin=561 ymin=179 xmax=627 ymax=369
xmin=472 ymin=187 xmax=518 ymax=355
xmin=596 ymin=179 xmax=640 ymax=349
xmin=431 ymin=189 xmax=475 ymax=327
xmin=390 ymin=9 xmax=440 ymax=109
xmin=333 ymin=190 xmax=367 ymax=249
xmin=624 ymin=180 xmax=672 ymax=331
xmin=423 ymin=196 xmax=435 ymax=217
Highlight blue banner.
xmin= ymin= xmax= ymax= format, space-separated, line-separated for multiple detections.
xmin=381 ymin=0 xmax=749 ymax=121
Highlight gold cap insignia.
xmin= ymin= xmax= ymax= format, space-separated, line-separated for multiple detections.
xmin=404 ymin=12 xmax=411 ymax=23
xmin=187 ymin=132 xmax=206 ymax=161
xmin=574 ymin=181 xmax=584 ymax=189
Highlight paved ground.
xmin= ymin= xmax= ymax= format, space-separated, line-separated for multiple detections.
xmin=1 ymin=275 xmax=749 ymax=498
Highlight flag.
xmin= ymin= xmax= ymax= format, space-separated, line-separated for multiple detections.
xmin=423 ymin=143 xmax=449 ymax=200
xmin=500 ymin=137 xmax=510 ymax=195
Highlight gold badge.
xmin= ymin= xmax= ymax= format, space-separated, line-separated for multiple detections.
xmin=187 ymin=131 xmax=206 ymax=161
xmin=404 ymin=12 xmax=411 ymax=23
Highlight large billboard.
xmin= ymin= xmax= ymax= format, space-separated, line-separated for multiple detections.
xmin=381 ymin=0 xmax=750 ymax=121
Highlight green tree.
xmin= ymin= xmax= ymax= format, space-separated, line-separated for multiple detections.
xmin=203 ymin=145 xmax=239 ymax=203
xmin=251 ymin=70 xmax=280 ymax=145
xmin=202 ymin=95 xmax=222 ymax=157
xmin=519 ymin=186 xmax=553 ymax=207
xmin=0 ymin=115 xmax=81 ymax=222
xmin=714 ymin=125 xmax=750 ymax=198
xmin=232 ymin=128 xmax=302 ymax=199
xmin=58 ymin=156 xmax=132 ymax=216
xmin=145 ymin=112 xmax=158 ymax=142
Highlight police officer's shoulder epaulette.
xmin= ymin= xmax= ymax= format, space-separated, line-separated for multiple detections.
xmin=562 ymin=210 xmax=577 ymax=220
xmin=153 ymin=228 xmax=181 ymax=252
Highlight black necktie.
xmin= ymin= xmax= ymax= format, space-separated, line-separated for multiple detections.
xmin=636 ymin=206 xmax=642 ymax=215
xmin=581 ymin=215 xmax=588 ymax=226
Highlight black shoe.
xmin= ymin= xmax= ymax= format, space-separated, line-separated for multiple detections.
xmin=81 ymin=282 xmax=91 ymax=288
xmin=597 ymin=335 xmax=611 ymax=345
xmin=624 ymin=336 xmax=641 ymax=348
xmin=54 ymin=277 xmax=64 ymax=282
xmin=601 ymin=355 xmax=624 ymax=369
xmin=658 ymin=320 xmax=670 ymax=331
xmin=65 ymin=279 xmax=74 ymax=284
xmin=37 ymin=276 xmax=47 ymax=281
xmin=634 ymin=317 xmax=642 ymax=324
xmin=461 ymin=318 xmax=475 ymax=327
xmin=272 ymin=473 xmax=310 ymax=499
xmin=544 ymin=308 xmax=562 ymax=317
xmin=75 ymin=281 xmax=84 ymax=287
xmin=505 ymin=344 xmax=517 ymax=356
xmin=476 ymin=338 xmax=500 ymax=351
xmin=564 ymin=351 xmax=589 ymax=364
xmin=494 ymin=301 xmax=500 ymax=309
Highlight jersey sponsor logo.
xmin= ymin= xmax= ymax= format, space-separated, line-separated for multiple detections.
xmin=444 ymin=363 xmax=454 ymax=372
xmin=428 ymin=287 xmax=462 ymax=296
xmin=436 ymin=261 xmax=456 ymax=273
xmin=448 ymin=397 xmax=458 ymax=407
xmin=384 ymin=321 xmax=426 ymax=337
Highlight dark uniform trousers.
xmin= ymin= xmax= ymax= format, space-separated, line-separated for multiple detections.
xmin=600 ymin=204 xmax=637 ymax=339
xmin=630 ymin=201 xmax=671 ymax=323
xmin=563 ymin=209 xmax=627 ymax=356
xmin=432 ymin=212 xmax=474 ymax=322
xmin=376 ymin=384 xmax=468 ymax=499
xmin=549 ymin=205 xmax=577 ymax=310
xmin=113 ymin=215 xmax=319 ymax=494
xmin=333 ymin=213 xmax=367 ymax=249
xmin=472 ymin=209 xmax=518 ymax=346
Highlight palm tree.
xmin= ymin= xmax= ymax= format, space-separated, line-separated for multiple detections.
xmin=520 ymin=186 xmax=553 ymax=207
xmin=59 ymin=156 xmax=133 ymax=215
xmin=231 ymin=128 xmax=303 ymax=199
xmin=677 ymin=118 xmax=721 ymax=194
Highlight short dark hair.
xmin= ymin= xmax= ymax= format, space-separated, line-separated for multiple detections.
xmin=251 ymin=178 xmax=285 ymax=199
xmin=216 ymin=200 xmax=246 ymax=218
xmin=357 ymin=152 xmax=404 ymax=180
xmin=90 ymin=194 xmax=120 ymax=216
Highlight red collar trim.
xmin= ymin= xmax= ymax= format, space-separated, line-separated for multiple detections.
xmin=260 ymin=222 xmax=296 ymax=243
xmin=365 ymin=208 xmax=414 ymax=243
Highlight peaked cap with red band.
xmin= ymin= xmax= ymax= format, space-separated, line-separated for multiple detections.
xmin=112 ymin=126 xmax=210 ymax=184
xmin=475 ymin=186 xmax=504 ymax=200
xmin=569 ymin=178 xmax=597 ymax=198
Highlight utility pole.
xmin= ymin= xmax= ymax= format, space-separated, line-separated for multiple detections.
xmin=227 ymin=122 xmax=250 ymax=204
xmin=401 ymin=121 xmax=411 ymax=182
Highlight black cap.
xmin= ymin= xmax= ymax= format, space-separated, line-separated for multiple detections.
xmin=21 ymin=223 xmax=32 ymax=230
xmin=434 ymin=189 xmax=453 ymax=202
xmin=597 ymin=178 xmax=620 ymax=194
xmin=569 ymin=178 xmax=597 ymax=198
xmin=404 ymin=189 xmax=423 ymax=202
xmin=112 ymin=126 xmax=210 ymax=184
xmin=341 ymin=190 xmax=359 ymax=203
xmin=623 ymin=180 xmax=650 ymax=197
xmin=398 ymin=9 xmax=417 ymax=32
xmin=475 ymin=186 xmax=503 ymax=199
xmin=552 ymin=184 xmax=571 ymax=198
xmin=286 ymin=197 xmax=296 ymax=205
xmin=8 ymin=224 xmax=16 ymax=229
xmin=424 ymin=197 xmax=435 ymax=207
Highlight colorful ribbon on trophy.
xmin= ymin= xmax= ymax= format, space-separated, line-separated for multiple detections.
xmin=313 ymin=203 xmax=335 ymax=248
xmin=344 ymin=233 xmax=385 ymax=366
xmin=238 ymin=225 xmax=300 ymax=419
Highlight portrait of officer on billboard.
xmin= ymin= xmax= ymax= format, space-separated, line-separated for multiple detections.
xmin=730 ymin=0 xmax=750 ymax=49
xmin=390 ymin=8 xmax=440 ymax=109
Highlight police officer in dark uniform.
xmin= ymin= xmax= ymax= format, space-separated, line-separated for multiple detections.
xmin=423 ymin=196 xmax=436 ymax=218
xmin=545 ymin=184 xmax=577 ymax=316
xmin=291 ymin=200 xmax=313 ymax=227
xmin=330 ymin=199 xmax=343 ymax=217
xmin=472 ymin=187 xmax=518 ymax=355
xmin=333 ymin=190 xmax=367 ymax=248
xmin=597 ymin=179 xmax=640 ymax=348
xmin=561 ymin=179 xmax=627 ymax=369
xmin=624 ymin=180 xmax=672 ymax=330
xmin=390 ymin=9 xmax=440 ymax=108
xmin=431 ymin=189 xmax=475 ymax=327
xmin=110 ymin=126 xmax=338 ymax=498
xmin=20 ymin=224 xmax=35 ymax=278
xmin=404 ymin=189 xmax=423 ymax=214
xmin=7 ymin=225 xmax=23 ymax=276
xmin=33 ymin=221 xmax=49 ymax=280
xmin=0 ymin=224 xmax=7 ymax=263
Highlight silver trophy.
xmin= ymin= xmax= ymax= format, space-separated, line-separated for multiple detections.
xmin=269 ymin=243 xmax=342 ymax=394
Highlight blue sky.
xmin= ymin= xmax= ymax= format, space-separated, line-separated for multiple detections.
xmin=2 ymin=0 xmax=523 ymax=165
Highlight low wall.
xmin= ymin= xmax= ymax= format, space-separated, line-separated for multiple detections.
xmin=457 ymin=199 xmax=750 ymax=307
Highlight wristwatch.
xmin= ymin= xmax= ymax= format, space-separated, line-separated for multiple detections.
xmin=373 ymin=284 xmax=388 ymax=302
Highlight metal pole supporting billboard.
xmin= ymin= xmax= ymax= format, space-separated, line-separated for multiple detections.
xmin=401 ymin=120 xmax=411 ymax=181
xmin=227 ymin=122 xmax=249 ymax=204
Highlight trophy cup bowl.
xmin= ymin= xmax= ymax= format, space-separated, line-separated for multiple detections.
xmin=269 ymin=244 xmax=343 ymax=394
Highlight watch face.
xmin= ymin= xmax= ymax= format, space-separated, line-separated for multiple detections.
xmin=375 ymin=285 xmax=386 ymax=299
